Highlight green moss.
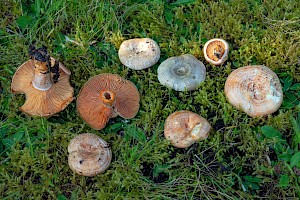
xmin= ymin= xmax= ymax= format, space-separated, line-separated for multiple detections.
xmin=1 ymin=0 xmax=300 ymax=198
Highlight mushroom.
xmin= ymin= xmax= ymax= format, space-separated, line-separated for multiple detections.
xmin=157 ymin=54 xmax=206 ymax=91
xmin=11 ymin=45 xmax=74 ymax=116
xmin=68 ymin=133 xmax=112 ymax=176
xmin=118 ymin=38 xmax=160 ymax=70
xmin=203 ymin=38 xmax=229 ymax=65
xmin=224 ymin=65 xmax=283 ymax=117
xmin=164 ymin=110 xmax=211 ymax=148
xmin=77 ymin=73 xmax=140 ymax=130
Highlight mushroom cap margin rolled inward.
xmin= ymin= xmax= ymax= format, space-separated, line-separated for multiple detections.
xmin=76 ymin=73 xmax=140 ymax=130
xmin=224 ymin=65 xmax=283 ymax=117
xmin=157 ymin=54 xmax=206 ymax=91
xmin=68 ymin=133 xmax=112 ymax=177
xmin=164 ymin=110 xmax=211 ymax=148
xmin=203 ymin=38 xmax=229 ymax=66
xmin=11 ymin=52 xmax=74 ymax=117
xmin=118 ymin=38 xmax=161 ymax=70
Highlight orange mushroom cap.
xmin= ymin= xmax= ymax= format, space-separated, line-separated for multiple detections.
xmin=11 ymin=56 xmax=74 ymax=117
xmin=77 ymin=73 xmax=140 ymax=130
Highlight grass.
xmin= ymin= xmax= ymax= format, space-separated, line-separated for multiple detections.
xmin=1 ymin=0 xmax=300 ymax=199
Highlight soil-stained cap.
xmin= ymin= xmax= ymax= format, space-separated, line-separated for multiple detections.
xmin=118 ymin=38 xmax=160 ymax=70
xmin=68 ymin=133 xmax=112 ymax=177
xmin=224 ymin=65 xmax=283 ymax=117
xmin=77 ymin=73 xmax=140 ymax=130
xmin=157 ymin=54 xmax=206 ymax=91
xmin=164 ymin=110 xmax=211 ymax=148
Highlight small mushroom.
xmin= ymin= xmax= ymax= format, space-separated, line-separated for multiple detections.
xmin=11 ymin=45 xmax=74 ymax=116
xmin=77 ymin=73 xmax=140 ymax=130
xmin=118 ymin=38 xmax=160 ymax=70
xmin=68 ymin=133 xmax=112 ymax=177
xmin=224 ymin=65 xmax=283 ymax=117
xmin=203 ymin=38 xmax=229 ymax=65
xmin=157 ymin=54 xmax=206 ymax=91
xmin=164 ymin=110 xmax=211 ymax=148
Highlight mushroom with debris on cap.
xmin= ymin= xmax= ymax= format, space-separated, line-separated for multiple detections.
xmin=11 ymin=45 xmax=74 ymax=116
xmin=164 ymin=110 xmax=211 ymax=148
xmin=203 ymin=38 xmax=229 ymax=65
xmin=118 ymin=38 xmax=160 ymax=70
xmin=77 ymin=73 xmax=140 ymax=130
xmin=157 ymin=54 xmax=206 ymax=91
xmin=224 ymin=65 xmax=283 ymax=117
xmin=68 ymin=133 xmax=112 ymax=176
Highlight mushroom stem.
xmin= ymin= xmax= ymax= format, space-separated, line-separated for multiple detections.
xmin=32 ymin=59 xmax=53 ymax=91
xmin=99 ymin=90 xmax=116 ymax=108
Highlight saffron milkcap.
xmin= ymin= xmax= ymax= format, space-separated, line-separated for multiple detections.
xmin=203 ymin=38 xmax=229 ymax=65
xmin=224 ymin=65 xmax=283 ymax=117
xmin=77 ymin=73 xmax=140 ymax=130
xmin=164 ymin=110 xmax=211 ymax=148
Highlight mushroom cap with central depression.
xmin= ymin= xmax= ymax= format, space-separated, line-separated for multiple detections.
xmin=157 ymin=54 xmax=206 ymax=91
xmin=224 ymin=65 xmax=283 ymax=117
xmin=77 ymin=73 xmax=140 ymax=130
xmin=68 ymin=133 xmax=112 ymax=177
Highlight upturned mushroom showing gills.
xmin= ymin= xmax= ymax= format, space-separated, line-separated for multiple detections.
xmin=68 ymin=133 xmax=112 ymax=177
xmin=118 ymin=38 xmax=160 ymax=70
xmin=11 ymin=45 xmax=74 ymax=116
xmin=77 ymin=73 xmax=140 ymax=130
xmin=157 ymin=54 xmax=206 ymax=91
xmin=164 ymin=110 xmax=211 ymax=148
xmin=203 ymin=38 xmax=229 ymax=66
xmin=224 ymin=65 xmax=283 ymax=117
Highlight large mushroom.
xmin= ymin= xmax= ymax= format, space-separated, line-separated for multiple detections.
xmin=164 ymin=110 xmax=211 ymax=148
xmin=203 ymin=38 xmax=229 ymax=66
xmin=68 ymin=133 xmax=112 ymax=177
xmin=157 ymin=54 xmax=206 ymax=91
xmin=11 ymin=45 xmax=74 ymax=116
xmin=224 ymin=65 xmax=283 ymax=117
xmin=118 ymin=38 xmax=160 ymax=70
xmin=77 ymin=73 xmax=140 ymax=130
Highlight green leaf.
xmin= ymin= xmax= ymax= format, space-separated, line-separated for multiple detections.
xmin=13 ymin=131 xmax=24 ymax=141
xmin=285 ymin=92 xmax=298 ymax=101
xmin=16 ymin=15 xmax=35 ymax=30
xmin=124 ymin=124 xmax=146 ymax=143
xmin=170 ymin=0 xmax=195 ymax=6
xmin=290 ymin=83 xmax=300 ymax=91
xmin=261 ymin=126 xmax=282 ymax=139
xmin=1 ymin=138 xmax=14 ymax=148
xmin=164 ymin=9 xmax=174 ymax=24
xmin=278 ymin=152 xmax=293 ymax=162
xmin=57 ymin=194 xmax=68 ymax=200
xmin=290 ymin=152 xmax=300 ymax=167
xmin=278 ymin=174 xmax=290 ymax=188
xmin=243 ymin=176 xmax=262 ymax=183
xmin=283 ymin=76 xmax=293 ymax=92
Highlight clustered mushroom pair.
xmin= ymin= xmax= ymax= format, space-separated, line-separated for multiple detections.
xmin=11 ymin=36 xmax=283 ymax=176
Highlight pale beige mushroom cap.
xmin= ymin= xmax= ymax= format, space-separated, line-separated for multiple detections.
xmin=68 ymin=133 xmax=112 ymax=177
xmin=164 ymin=110 xmax=211 ymax=148
xmin=11 ymin=58 xmax=74 ymax=116
xmin=203 ymin=38 xmax=229 ymax=65
xmin=118 ymin=38 xmax=160 ymax=70
xmin=224 ymin=65 xmax=283 ymax=117
xmin=77 ymin=73 xmax=140 ymax=130
xmin=157 ymin=54 xmax=206 ymax=91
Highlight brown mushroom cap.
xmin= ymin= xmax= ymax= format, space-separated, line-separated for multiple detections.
xmin=203 ymin=38 xmax=229 ymax=65
xmin=164 ymin=110 xmax=211 ymax=148
xmin=77 ymin=73 xmax=140 ymax=130
xmin=118 ymin=38 xmax=160 ymax=70
xmin=68 ymin=133 xmax=112 ymax=177
xmin=224 ymin=65 xmax=283 ymax=117
xmin=11 ymin=58 xmax=74 ymax=116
